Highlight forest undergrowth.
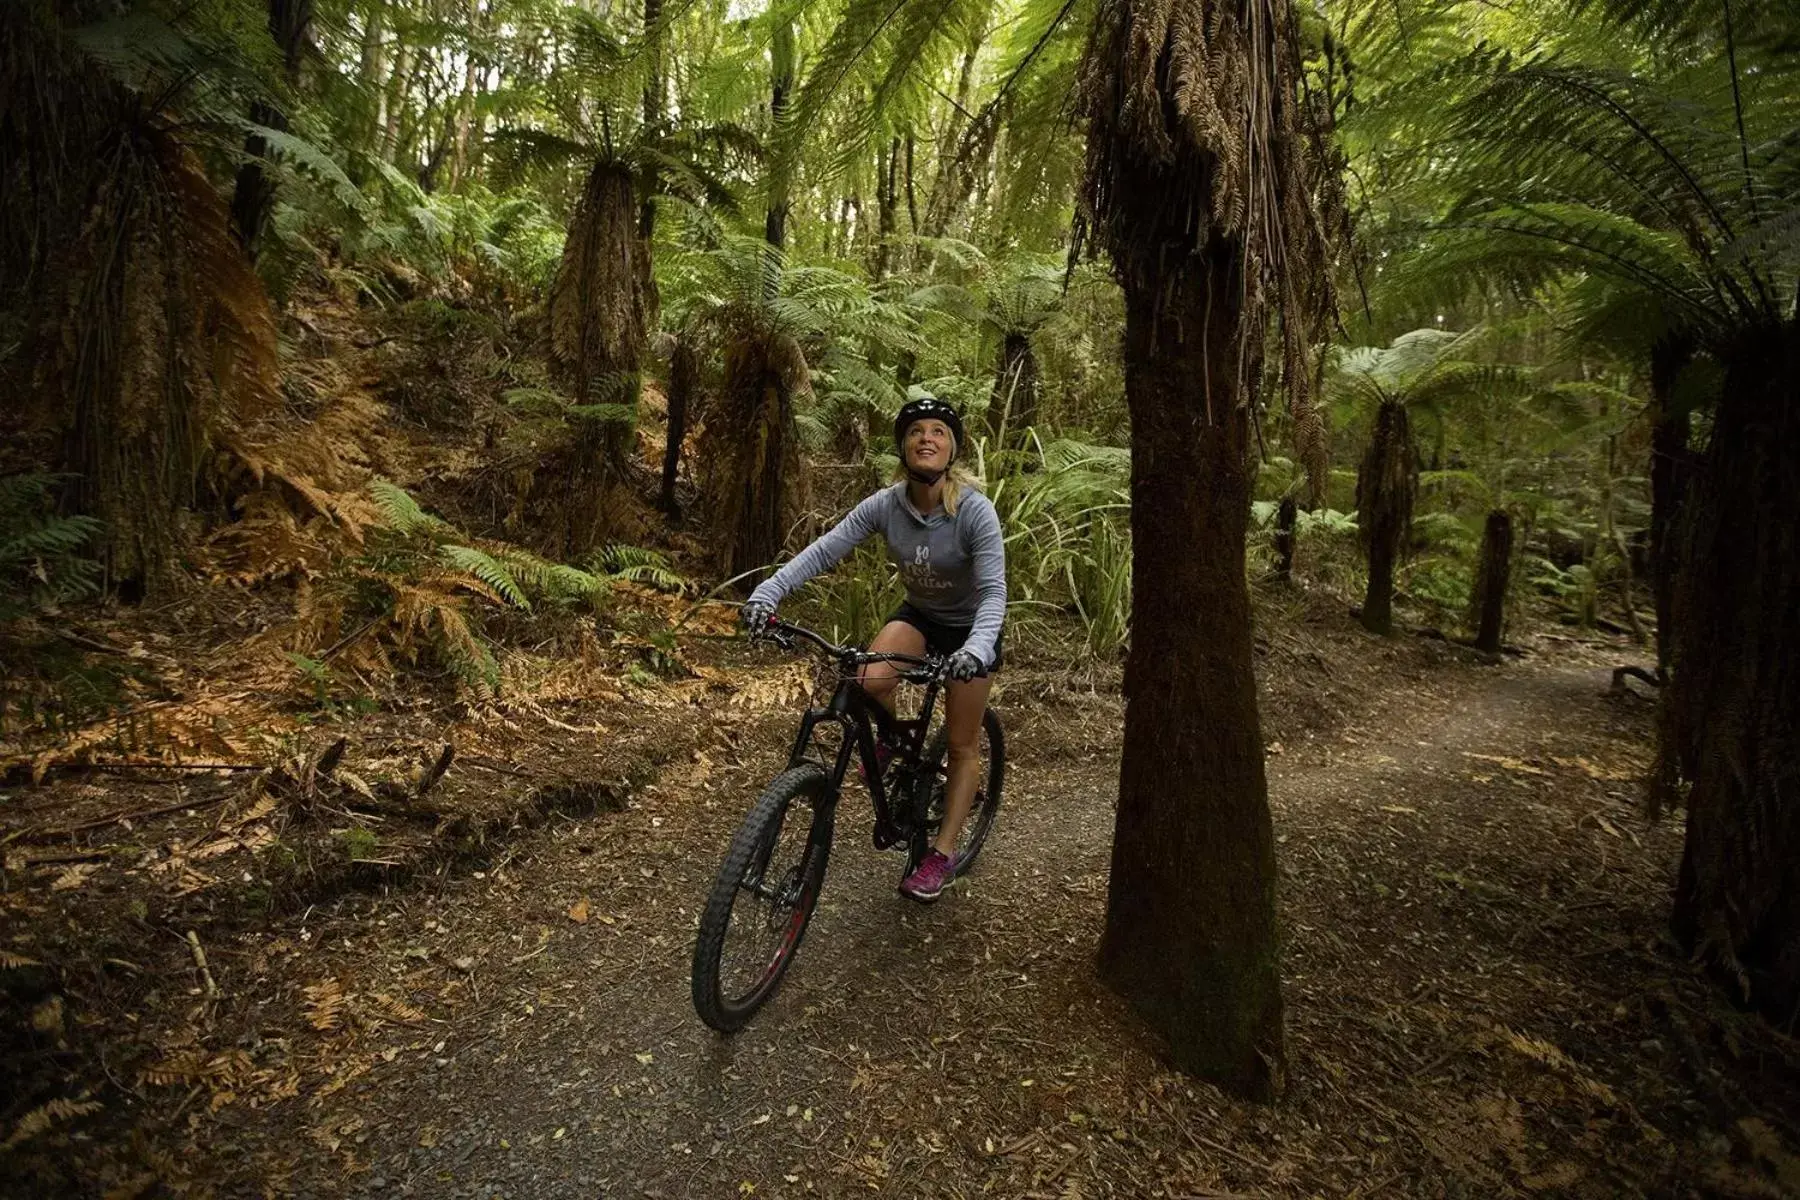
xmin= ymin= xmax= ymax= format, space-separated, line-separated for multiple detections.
xmin=8 ymin=574 xmax=1799 ymax=1196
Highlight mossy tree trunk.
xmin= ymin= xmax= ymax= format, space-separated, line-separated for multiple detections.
xmin=4 ymin=5 xmax=280 ymax=591
xmin=1077 ymin=0 xmax=1326 ymax=1101
xmin=1663 ymin=320 xmax=1800 ymax=1023
xmin=1100 ymin=246 xmax=1283 ymax=1098
xmin=703 ymin=333 xmax=808 ymax=586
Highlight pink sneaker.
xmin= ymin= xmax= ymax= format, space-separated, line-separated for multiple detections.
xmin=900 ymin=849 xmax=957 ymax=902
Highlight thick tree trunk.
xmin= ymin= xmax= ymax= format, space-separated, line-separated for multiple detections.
xmin=1470 ymin=509 xmax=1513 ymax=653
xmin=547 ymin=162 xmax=646 ymax=555
xmin=661 ymin=334 xmax=696 ymax=516
xmin=705 ymin=337 xmax=806 ymax=584
xmin=1274 ymin=496 xmax=1297 ymax=581
xmin=1098 ymin=244 xmax=1284 ymax=1100
xmin=1362 ymin=532 xmax=1396 ymax=634
xmin=1664 ymin=321 xmax=1800 ymax=1022
xmin=1649 ymin=337 xmax=1694 ymax=675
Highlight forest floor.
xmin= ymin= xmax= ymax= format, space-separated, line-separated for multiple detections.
xmin=6 ymin=597 xmax=1800 ymax=1198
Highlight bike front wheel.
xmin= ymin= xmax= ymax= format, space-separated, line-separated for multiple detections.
xmin=692 ymin=764 xmax=833 ymax=1032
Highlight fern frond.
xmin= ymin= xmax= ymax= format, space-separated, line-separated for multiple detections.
xmin=368 ymin=480 xmax=440 ymax=536
xmin=441 ymin=545 xmax=530 ymax=610
xmin=596 ymin=544 xmax=690 ymax=594
xmin=239 ymin=123 xmax=363 ymax=211
xmin=3 ymin=1096 xmax=102 ymax=1151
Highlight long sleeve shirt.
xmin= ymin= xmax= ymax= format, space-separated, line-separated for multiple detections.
xmin=747 ymin=483 xmax=1008 ymax=667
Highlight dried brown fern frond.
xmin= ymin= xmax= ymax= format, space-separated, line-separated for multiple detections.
xmin=3 ymin=1095 xmax=103 ymax=1151
xmin=302 ymin=978 xmax=348 ymax=1032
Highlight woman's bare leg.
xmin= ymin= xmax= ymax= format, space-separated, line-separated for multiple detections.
xmin=857 ymin=621 xmax=926 ymax=717
xmin=934 ymin=673 xmax=993 ymax=857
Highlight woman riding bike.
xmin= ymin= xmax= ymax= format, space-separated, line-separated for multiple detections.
xmin=740 ymin=396 xmax=1006 ymax=902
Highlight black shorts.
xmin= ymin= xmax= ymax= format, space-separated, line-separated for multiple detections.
xmin=888 ymin=603 xmax=1003 ymax=676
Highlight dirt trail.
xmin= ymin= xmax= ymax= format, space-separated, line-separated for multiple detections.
xmin=120 ymin=653 xmax=1800 ymax=1197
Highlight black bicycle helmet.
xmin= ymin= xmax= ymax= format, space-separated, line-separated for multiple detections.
xmin=893 ymin=396 xmax=964 ymax=455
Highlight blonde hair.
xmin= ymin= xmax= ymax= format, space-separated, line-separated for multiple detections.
xmin=892 ymin=431 xmax=983 ymax=515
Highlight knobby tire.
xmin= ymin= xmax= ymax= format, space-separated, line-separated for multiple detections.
xmin=692 ymin=764 xmax=832 ymax=1032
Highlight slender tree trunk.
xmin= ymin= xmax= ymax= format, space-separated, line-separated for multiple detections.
xmin=764 ymin=19 xmax=794 ymax=251
xmin=874 ymin=138 xmax=899 ymax=280
xmin=661 ymin=333 xmax=696 ymax=516
xmin=230 ymin=0 xmax=312 ymax=259
xmin=1470 ymin=509 xmax=1513 ymax=653
xmin=449 ymin=20 xmax=482 ymax=190
xmin=357 ymin=1 xmax=386 ymax=177
xmin=1664 ymin=321 xmax=1800 ymax=1023
xmin=924 ymin=42 xmax=982 ymax=237
xmin=904 ymin=133 xmax=919 ymax=242
xmin=1649 ymin=336 xmax=1694 ymax=675
xmin=1274 ymin=496 xmax=1297 ymax=581
xmin=637 ymin=0 xmax=663 ymax=328
xmin=988 ymin=333 xmax=1039 ymax=441
xmin=1100 ymin=246 xmax=1283 ymax=1099
xmin=1356 ymin=400 xmax=1417 ymax=636
xmin=383 ymin=42 xmax=410 ymax=162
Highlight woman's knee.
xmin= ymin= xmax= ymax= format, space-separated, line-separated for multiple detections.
xmin=858 ymin=663 xmax=899 ymax=696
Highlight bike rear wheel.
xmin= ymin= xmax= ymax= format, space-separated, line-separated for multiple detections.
xmin=913 ymin=708 xmax=1006 ymax=877
xmin=692 ymin=764 xmax=832 ymax=1032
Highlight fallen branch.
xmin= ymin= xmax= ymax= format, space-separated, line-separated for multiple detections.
xmin=81 ymin=761 xmax=262 ymax=774
xmin=25 ymin=792 xmax=236 ymax=842
xmin=21 ymin=849 xmax=111 ymax=866
xmin=461 ymin=756 xmax=533 ymax=780
xmin=185 ymin=930 xmax=219 ymax=1000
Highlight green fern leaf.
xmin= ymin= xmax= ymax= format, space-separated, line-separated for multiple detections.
xmin=441 ymin=545 xmax=530 ymax=610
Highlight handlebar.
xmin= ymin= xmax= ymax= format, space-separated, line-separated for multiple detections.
xmin=752 ymin=617 xmax=945 ymax=683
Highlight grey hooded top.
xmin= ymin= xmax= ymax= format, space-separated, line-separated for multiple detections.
xmin=747 ymin=483 xmax=1007 ymax=667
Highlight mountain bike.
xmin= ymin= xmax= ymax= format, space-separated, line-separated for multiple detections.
xmin=690 ymin=617 xmax=1006 ymax=1033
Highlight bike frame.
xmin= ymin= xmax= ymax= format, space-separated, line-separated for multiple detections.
xmin=761 ymin=621 xmax=945 ymax=852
